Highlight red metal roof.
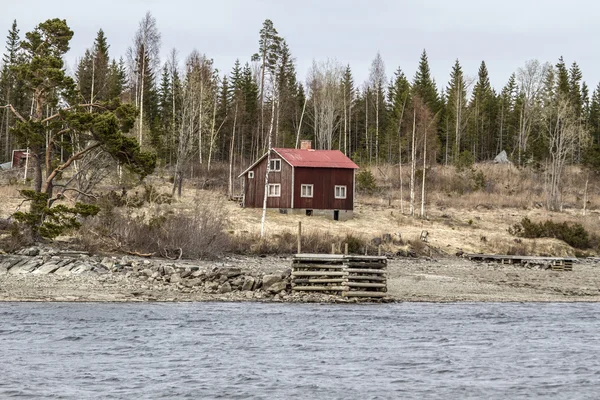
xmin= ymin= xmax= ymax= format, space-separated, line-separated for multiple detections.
xmin=273 ymin=148 xmax=359 ymax=169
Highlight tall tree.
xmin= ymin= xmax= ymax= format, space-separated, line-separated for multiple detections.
xmin=76 ymin=29 xmax=110 ymax=104
xmin=412 ymin=50 xmax=439 ymax=113
xmin=445 ymin=59 xmax=467 ymax=164
xmin=127 ymin=11 xmax=161 ymax=148
xmin=4 ymin=19 xmax=155 ymax=238
xmin=306 ymin=59 xmax=343 ymax=150
xmin=0 ymin=20 xmax=24 ymax=160
xmin=515 ymin=59 xmax=548 ymax=165
xmin=468 ymin=61 xmax=497 ymax=161
xmin=341 ymin=65 xmax=355 ymax=156
xmin=252 ymin=19 xmax=281 ymax=154
xmin=369 ymin=52 xmax=386 ymax=165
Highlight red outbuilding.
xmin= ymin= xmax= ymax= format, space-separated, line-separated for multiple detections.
xmin=238 ymin=141 xmax=359 ymax=220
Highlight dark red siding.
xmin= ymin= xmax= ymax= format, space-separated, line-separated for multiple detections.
xmin=243 ymin=151 xmax=293 ymax=209
xmin=293 ymin=167 xmax=354 ymax=210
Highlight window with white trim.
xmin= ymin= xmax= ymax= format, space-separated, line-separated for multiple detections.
xmin=269 ymin=159 xmax=281 ymax=171
xmin=248 ymin=171 xmax=254 ymax=179
xmin=301 ymin=184 xmax=313 ymax=198
xmin=268 ymin=183 xmax=281 ymax=197
xmin=335 ymin=185 xmax=347 ymax=199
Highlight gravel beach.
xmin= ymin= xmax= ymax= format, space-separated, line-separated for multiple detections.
xmin=1 ymin=248 xmax=599 ymax=302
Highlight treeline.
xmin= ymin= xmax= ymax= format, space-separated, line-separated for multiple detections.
xmin=1 ymin=14 xmax=599 ymax=186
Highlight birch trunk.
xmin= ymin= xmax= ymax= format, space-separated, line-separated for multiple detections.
xmin=421 ymin=124 xmax=427 ymax=218
xmin=409 ymin=108 xmax=416 ymax=216
xmin=260 ymin=99 xmax=277 ymax=238
xmin=228 ymin=103 xmax=238 ymax=199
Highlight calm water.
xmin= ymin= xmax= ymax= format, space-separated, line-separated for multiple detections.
xmin=1 ymin=302 xmax=599 ymax=399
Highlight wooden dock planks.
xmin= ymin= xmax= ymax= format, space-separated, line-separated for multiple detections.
xmin=466 ymin=253 xmax=576 ymax=271
xmin=291 ymin=254 xmax=388 ymax=299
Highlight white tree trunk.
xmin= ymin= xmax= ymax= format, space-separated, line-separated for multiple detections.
xmin=409 ymin=108 xmax=416 ymax=216
xmin=228 ymin=103 xmax=238 ymax=199
xmin=260 ymin=99 xmax=277 ymax=238
xmin=421 ymin=124 xmax=427 ymax=217
xmin=295 ymin=97 xmax=307 ymax=148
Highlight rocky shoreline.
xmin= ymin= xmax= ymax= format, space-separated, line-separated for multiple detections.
xmin=2 ymin=246 xmax=600 ymax=303
xmin=0 ymin=247 xmax=368 ymax=303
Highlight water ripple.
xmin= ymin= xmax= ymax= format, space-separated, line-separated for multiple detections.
xmin=1 ymin=302 xmax=600 ymax=399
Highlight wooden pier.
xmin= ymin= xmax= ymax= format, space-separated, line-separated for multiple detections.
xmin=466 ymin=254 xmax=576 ymax=271
xmin=291 ymin=254 xmax=388 ymax=298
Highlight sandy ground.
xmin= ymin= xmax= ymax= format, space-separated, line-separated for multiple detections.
xmin=1 ymin=255 xmax=599 ymax=303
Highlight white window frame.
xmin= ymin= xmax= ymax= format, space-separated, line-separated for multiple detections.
xmin=335 ymin=185 xmax=347 ymax=199
xmin=248 ymin=171 xmax=254 ymax=179
xmin=268 ymin=183 xmax=281 ymax=197
xmin=300 ymin=184 xmax=313 ymax=198
xmin=269 ymin=159 xmax=281 ymax=172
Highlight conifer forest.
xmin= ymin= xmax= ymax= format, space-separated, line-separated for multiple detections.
xmin=0 ymin=14 xmax=599 ymax=213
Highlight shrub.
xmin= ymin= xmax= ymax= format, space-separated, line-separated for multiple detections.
xmin=357 ymin=169 xmax=377 ymax=194
xmin=228 ymin=230 xmax=369 ymax=255
xmin=509 ymin=217 xmax=594 ymax=250
xmin=455 ymin=150 xmax=474 ymax=171
xmin=79 ymin=199 xmax=229 ymax=259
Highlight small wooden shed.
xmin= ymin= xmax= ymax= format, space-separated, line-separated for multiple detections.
xmin=238 ymin=141 xmax=359 ymax=220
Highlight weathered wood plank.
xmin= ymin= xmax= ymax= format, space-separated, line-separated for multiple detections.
xmin=346 ymin=275 xmax=387 ymax=282
xmin=293 ymin=264 xmax=346 ymax=270
xmin=346 ymin=282 xmax=387 ymax=288
xmin=346 ymin=262 xmax=387 ymax=268
xmin=293 ymin=286 xmax=347 ymax=291
xmin=292 ymin=271 xmax=347 ymax=277
xmin=292 ymin=278 xmax=346 ymax=284
xmin=342 ymin=291 xmax=387 ymax=298
xmin=346 ymin=269 xmax=386 ymax=275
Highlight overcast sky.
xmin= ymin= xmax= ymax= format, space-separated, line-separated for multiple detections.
xmin=2 ymin=0 xmax=598 ymax=93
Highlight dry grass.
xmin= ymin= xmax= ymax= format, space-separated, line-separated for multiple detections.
xmin=2 ymin=162 xmax=600 ymax=257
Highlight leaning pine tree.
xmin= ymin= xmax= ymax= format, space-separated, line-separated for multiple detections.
xmin=2 ymin=19 xmax=155 ymax=240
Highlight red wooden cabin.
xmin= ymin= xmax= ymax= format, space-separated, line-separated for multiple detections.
xmin=238 ymin=141 xmax=359 ymax=221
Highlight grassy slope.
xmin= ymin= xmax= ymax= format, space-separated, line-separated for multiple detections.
xmin=1 ymin=162 xmax=599 ymax=256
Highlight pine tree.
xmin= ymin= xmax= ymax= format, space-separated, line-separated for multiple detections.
xmin=7 ymin=18 xmax=154 ymax=238
xmin=252 ymin=19 xmax=282 ymax=154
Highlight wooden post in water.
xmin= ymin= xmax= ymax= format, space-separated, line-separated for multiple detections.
xmin=297 ymin=221 xmax=302 ymax=254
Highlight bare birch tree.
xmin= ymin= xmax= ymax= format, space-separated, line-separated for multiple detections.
xmin=543 ymin=97 xmax=586 ymax=210
xmin=516 ymin=60 xmax=549 ymax=165
xmin=127 ymin=11 xmax=161 ymax=147
xmin=306 ymin=59 xmax=343 ymax=150
xmin=369 ymin=52 xmax=386 ymax=165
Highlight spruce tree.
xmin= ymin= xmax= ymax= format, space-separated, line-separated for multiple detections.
xmin=445 ymin=59 xmax=467 ymax=163
xmin=341 ymin=65 xmax=355 ymax=155
xmin=412 ymin=49 xmax=439 ymax=113
xmin=0 ymin=20 xmax=23 ymax=159
xmin=387 ymin=67 xmax=410 ymax=163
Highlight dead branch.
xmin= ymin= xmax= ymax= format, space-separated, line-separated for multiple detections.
xmin=0 ymin=104 xmax=27 ymax=122
xmin=44 ymin=142 xmax=101 ymax=190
